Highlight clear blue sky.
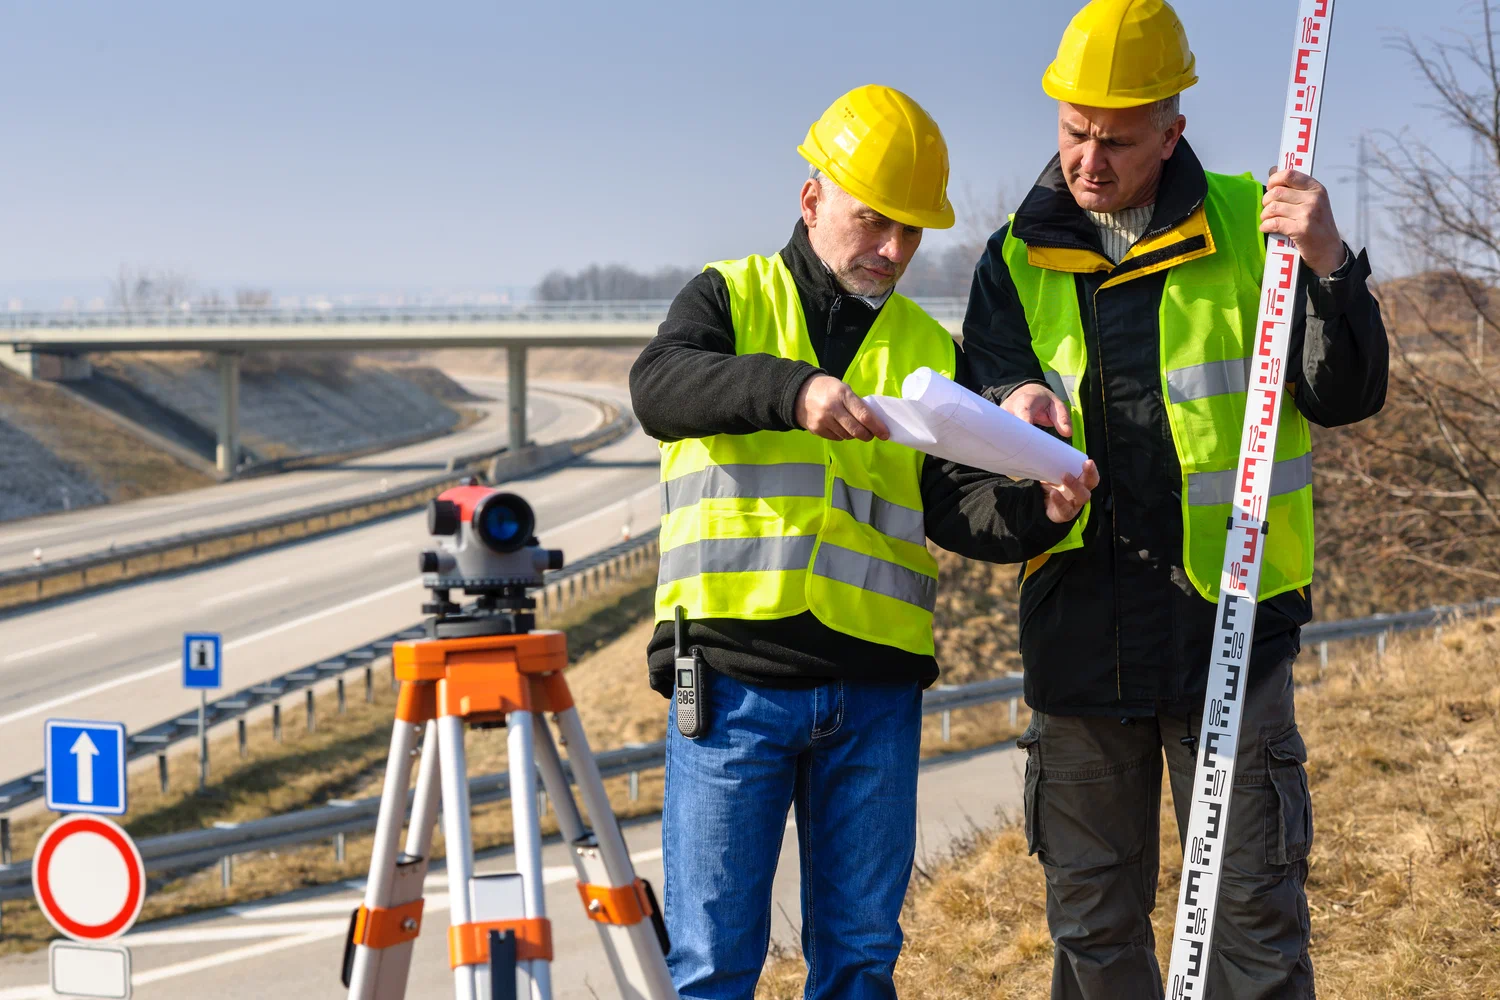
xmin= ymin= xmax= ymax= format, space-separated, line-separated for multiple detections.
xmin=0 ymin=1 xmax=1478 ymax=305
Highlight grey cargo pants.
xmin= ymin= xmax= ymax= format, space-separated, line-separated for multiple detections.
xmin=1016 ymin=656 xmax=1314 ymax=1000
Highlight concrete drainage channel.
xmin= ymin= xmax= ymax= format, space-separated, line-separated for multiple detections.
xmin=0 ymin=590 xmax=1495 ymax=901
xmin=0 ymin=392 xmax=631 ymax=611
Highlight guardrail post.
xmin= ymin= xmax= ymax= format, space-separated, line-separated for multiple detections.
xmin=273 ymin=703 xmax=282 ymax=743
xmin=365 ymin=667 xmax=374 ymax=704
xmin=508 ymin=344 xmax=528 ymax=451
xmin=306 ymin=689 xmax=316 ymax=733
xmin=238 ymin=719 xmax=247 ymax=758
xmin=941 ymin=710 xmax=951 ymax=743
xmin=158 ymin=753 xmax=168 ymax=793
xmin=335 ymin=832 xmax=346 ymax=863
xmin=1 ymin=817 xmax=10 ymax=864
xmin=216 ymin=352 xmax=241 ymax=479
xmin=337 ymin=677 xmax=346 ymax=715
xmin=1377 ymin=632 xmax=1387 ymax=659
xmin=629 ymin=771 xmax=639 ymax=802
xmin=1319 ymin=641 xmax=1328 ymax=675
xmin=1009 ymin=698 xmax=1018 ymax=728
xmin=221 ymin=855 xmax=233 ymax=889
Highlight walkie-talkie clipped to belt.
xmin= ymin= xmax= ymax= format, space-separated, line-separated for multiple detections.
xmin=673 ymin=606 xmax=705 ymax=739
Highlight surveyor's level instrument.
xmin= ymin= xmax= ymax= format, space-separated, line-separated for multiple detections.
xmin=1165 ymin=3 xmax=1336 ymax=997
xmin=342 ymin=486 xmax=677 ymax=1000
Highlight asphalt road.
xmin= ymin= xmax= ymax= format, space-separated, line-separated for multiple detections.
xmin=0 ymin=379 xmax=661 ymax=782
xmin=0 ymin=383 xmax=568 ymax=573
xmin=0 ymin=743 xmax=1025 ymax=1000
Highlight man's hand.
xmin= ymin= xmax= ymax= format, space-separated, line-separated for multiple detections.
xmin=795 ymin=374 xmax=890 ymax=442
xmin=1003 ymin=383 xmax=1072 ymax=438
xmin=1262 ymin=169 xmax=1346 ymax=277
xmin=1040 ymin=459 xmax=1099 ymax=524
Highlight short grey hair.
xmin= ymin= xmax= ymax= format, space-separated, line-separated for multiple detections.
xmin=1148 ymin=94 xmax=1182 ymax=131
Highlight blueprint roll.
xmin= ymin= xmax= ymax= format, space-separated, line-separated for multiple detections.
xmin=863 ymin=367 xmax=1088 ymax=484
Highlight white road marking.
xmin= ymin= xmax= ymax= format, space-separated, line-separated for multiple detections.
xmin=0 ymin=579 xmax=419 ymax=729
xmin=1 ymin=632 xmax=99 ymax=664
xmin=197 ymin=577 xmax=290 ymax=609
xmin=371 ymin=541 xmax=410 ymax=557
xmin=0 ymin=504 xmax=188 ymax=545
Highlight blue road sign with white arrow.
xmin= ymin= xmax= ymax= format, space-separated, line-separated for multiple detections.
xmin=182 ymin=632 xmax=222 ymax=690
xmin=44 ymin=719 xmax=127 ymax=815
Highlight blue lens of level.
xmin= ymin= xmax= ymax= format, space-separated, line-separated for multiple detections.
xmin=481 ymin=503 xmax=522 ymax=544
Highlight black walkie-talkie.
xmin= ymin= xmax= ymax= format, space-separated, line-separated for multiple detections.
xmin=673 ymin=606 xmax=705 ymax=739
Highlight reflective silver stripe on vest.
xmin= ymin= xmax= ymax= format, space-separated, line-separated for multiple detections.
xmin=657 ymin=534 xmax=818 ymax=585
xmin=829 ymin=478 xmax=926 ymax=547
xmin=812 ymin=542 xmax=938 ymax=611
xmin=1186 ymin=454 xmax=1313 ymax=507
xmin=661 ymin=463 xmax=826 ymax=516
xmin=1043 ymin=371 xmax=1080 ymax=407
xmin=1166 ymin=358 xmax=1251 ymax=404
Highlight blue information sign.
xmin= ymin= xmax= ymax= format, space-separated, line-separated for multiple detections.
xmin=182 ymin=633 xmax=222 ymax=690
xmin=44 ymin=719 xmax=128 ymax=815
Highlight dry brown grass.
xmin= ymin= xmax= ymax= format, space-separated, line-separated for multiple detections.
xmin=0 ymin=367 xmax=213 ymax=503
xmin=759 ymin=615 xmax=1500 ymax=999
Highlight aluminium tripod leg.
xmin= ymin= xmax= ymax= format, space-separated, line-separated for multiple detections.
xmin=553 ymin=708 xmax=677 ymax=999
xmin=504 ymin=710 xmax=552 ymax=1000
xmin=436 ymin=713 xmax=483 ymax=1000
xmin=532 ymin=714 xmax=677 ymax=1000
xmin=347 ymin=702 xmax=440 ymax=999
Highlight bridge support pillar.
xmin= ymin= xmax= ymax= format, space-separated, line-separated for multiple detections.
xmin=508 ymin=344 xmax=527 ymax=453
xmin=216 ymin=352 xmax=241 ymax=479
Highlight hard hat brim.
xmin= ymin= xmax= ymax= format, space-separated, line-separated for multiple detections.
xmin=797 ymin=144 xmax=956 ymax=230
xmin=1042 ymin=66 xmax=1199 ymax=109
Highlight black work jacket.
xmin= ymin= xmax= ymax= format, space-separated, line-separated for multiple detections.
xmin=631 ymin=221 xmax=1070 ymax=697
xmin=963 ymin=140 xmax=1389 ymax=716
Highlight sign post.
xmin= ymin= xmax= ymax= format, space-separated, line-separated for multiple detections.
xmin=182 ymin=633 xmax=222 ymax=790
xmin=33 ymin=814 xmax=146 ymax=999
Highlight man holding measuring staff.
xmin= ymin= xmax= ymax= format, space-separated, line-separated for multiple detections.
xmin=964 ymin=1 xmax=1387 ymax=997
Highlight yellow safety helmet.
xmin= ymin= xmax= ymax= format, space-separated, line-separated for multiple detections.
xmin=797 ymin=85 xmax=955 ymax=230
xmin=1042 ymin=0 xmax=1198 ymax=108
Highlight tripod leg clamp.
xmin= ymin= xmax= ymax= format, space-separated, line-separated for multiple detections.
xmin=577 ymin=879 xmax=655 ymax=926
xmin=351 ymin=900 xmax=425 ymax=949
xmin=449 ymin=918 xmax=553 ymax=968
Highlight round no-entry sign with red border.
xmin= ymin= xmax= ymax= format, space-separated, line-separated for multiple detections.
xmin=32 ymin=815 xmax=145 ymax=942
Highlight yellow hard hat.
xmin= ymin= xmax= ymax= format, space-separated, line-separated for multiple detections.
xmin=1042 ymin=0 xmax=1198 ymax=108
xmin=797 ymin=85 xmax=955 ymax=230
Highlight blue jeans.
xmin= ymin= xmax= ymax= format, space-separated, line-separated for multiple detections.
xmin=661 ymin=672 xmax=923 ymax=1000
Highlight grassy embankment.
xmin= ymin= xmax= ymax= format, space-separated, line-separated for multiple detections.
xmin=757 ymin=615 xmax=1500 ymax=1000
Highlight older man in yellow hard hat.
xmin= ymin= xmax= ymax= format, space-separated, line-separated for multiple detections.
xmin=962 ymin=2 xmax=1388 ymax=998
xmin=631 ymin=86 xmax=1098 ymax=998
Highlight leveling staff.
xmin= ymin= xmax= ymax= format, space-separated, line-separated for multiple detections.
xmin=964 ymin=2 xmax=1389 ymax=997
xmin=630 ymin=85 xmax=1099 ymax=999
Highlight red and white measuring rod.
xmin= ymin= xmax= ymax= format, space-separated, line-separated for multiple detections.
xmin=1165 ymin=2 xmax=1336 ymax=997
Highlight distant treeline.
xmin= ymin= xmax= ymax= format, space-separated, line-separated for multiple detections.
xmin=533 ymin=243 xmax=980 ymax=302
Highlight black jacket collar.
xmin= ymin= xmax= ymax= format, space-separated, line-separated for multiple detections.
xmin=1011 ymin=139 xmax=1210 ymax=252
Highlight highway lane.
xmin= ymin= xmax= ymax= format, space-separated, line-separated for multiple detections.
xmin=0 ymin=381 xmax=660 ymax=781
xmin=0 ymin=379 xmax=574 ymax=573
xmin=0 ymin=741 xmax=1026 ymax=999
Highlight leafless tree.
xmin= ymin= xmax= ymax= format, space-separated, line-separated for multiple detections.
xmin=110 ymin=265 xmax=195 ymax=312
xmin=1318 ymin=4 xmax=1500 ymax=613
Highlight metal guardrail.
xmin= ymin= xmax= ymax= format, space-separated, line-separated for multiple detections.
xmin=0 ymin=399 xmax=631 ymax=609
xmin=0 ymin=664 xmax=1021 ymax=901
xmin=0 ymin=527 xmax=663 ymax=815
xmin=0 ymin=298 xmax=970 ymax=331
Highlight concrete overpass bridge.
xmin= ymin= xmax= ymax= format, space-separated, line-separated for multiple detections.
xmin=0 ymin=299 xmax=966 ymax=477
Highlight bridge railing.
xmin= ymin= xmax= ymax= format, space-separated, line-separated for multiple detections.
xmin=0 ymin=298 xmax=970 ymax=330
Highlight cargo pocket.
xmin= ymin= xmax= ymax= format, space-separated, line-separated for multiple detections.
xmin=1016 ymin=724 xmax=1043 ymax=857
xmin=1265 ymin=726 xmax=1313 ymax=865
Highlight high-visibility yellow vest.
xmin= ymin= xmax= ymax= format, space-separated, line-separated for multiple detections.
xmin=655 ymin=252 xmax=956 ymax=654
xmin=1000 ymin=171 xmax=1314 ymax=602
